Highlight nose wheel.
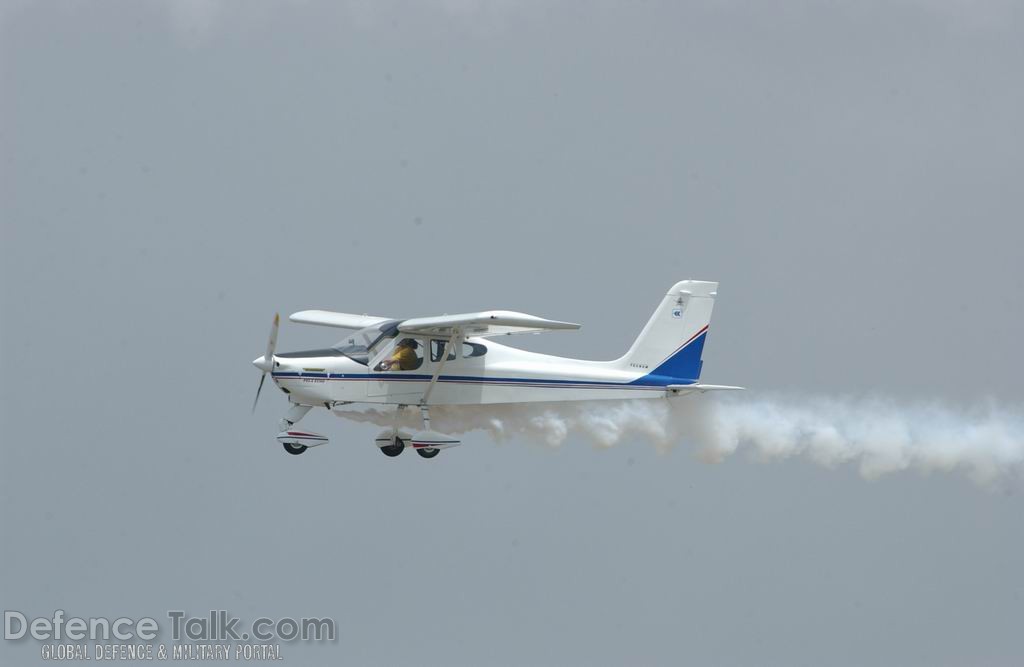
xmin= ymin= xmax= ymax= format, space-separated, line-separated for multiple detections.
xmin=283 ymin=442 xmax=308 ymax=455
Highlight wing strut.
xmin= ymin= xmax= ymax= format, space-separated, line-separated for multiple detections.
xmin=418 ymin=329 xmax=461 ymax=429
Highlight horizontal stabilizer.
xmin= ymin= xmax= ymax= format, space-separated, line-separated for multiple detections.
xmin=666 ymin=384 xmax=745 ymax=395
xmin=290 ymin=310 xmax=390 ymax=330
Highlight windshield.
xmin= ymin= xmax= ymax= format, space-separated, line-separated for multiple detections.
xmin=329 ymin=343 xmax=369 ymax=366
xmin=330 ymin=320 xmax=401 ymax=367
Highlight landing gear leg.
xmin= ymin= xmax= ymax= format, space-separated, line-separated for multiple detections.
xmin=278 ymin=403 xmax=312 ymax=432
xmin=415 ymin=405 xmax=442 ymax=459
xmin=379 ymin=404 xmax=407 ymax=458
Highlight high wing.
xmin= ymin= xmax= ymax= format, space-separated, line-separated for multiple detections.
xmin=398 ymin=310 xmax=581 ymax=338
xmin=289 ymin=310 xmax=391 ymax=330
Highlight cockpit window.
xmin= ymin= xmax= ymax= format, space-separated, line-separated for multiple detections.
xmin=462 ymin=342 xmax=487 ymax=358
xmin=277 ymin=347 xmax=363 ymax=362
xmin=430 ymin=339 xmax=457 ymax=362
xmin=275 ymin=322 xmax=405 ymax=369
xmin=360 ymin=320 xmax=401 ymax=351
xmin=329 ymin=320 xmax=403 ymax=366
xmin=330 ymin=343 xmax=369 ymax=366
xmin=373 ymin=337 xmax=424 ymax=372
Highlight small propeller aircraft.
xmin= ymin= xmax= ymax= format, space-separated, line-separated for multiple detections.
xmin=252 ymin=280 xmax=741 ymax=458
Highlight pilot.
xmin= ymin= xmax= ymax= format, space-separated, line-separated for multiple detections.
xmin=384 ymin=338 xmax=420 ymax=371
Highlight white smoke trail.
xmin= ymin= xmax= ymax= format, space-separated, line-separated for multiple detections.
xmin=333 ymin=396 xmax=1024 ymax=486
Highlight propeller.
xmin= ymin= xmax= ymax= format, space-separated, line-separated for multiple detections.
xmin=252 ymin=313 xmax=280 ymax=413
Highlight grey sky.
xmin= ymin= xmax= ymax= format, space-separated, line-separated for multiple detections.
xmin=2 ymin=1 xmax=1023 ymax=665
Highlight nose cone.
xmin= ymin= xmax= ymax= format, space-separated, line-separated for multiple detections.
xmin=253 ymin=355 xmax=271 ymax=371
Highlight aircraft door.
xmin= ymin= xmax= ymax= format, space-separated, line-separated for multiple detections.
xmin=367 ymin=337 xmax=426 ymax=397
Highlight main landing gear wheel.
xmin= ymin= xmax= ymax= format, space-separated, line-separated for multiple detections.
xmin=416 ymin=447 xmax=440 ymax=459
xmin=282 ymin=442 xmax=308 ymax=455
xmin=380 ymin=438 xmax=405 ymax=458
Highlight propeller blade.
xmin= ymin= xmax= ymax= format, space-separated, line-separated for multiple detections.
xmin=252 ymin=313 xmax=279 ymax=413
xmin=264 ymin=313 xmax=279 ymax=370
xmin=252 ymin=373 xmax=266 ymax=413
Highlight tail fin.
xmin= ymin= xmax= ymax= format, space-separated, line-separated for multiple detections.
xmin=618 ymin=280 xmax=718 ymax=382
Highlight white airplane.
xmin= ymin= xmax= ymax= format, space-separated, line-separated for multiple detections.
xmin=252 ymin=280 xmax=741 ymax=458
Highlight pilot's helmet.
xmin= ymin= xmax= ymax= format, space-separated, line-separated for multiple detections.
xmin=397 ymin=338 xmax=418 ymax=349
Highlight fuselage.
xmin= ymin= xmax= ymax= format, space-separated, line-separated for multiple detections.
xmin=270 ymin=336 xmax=695 ymax=407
